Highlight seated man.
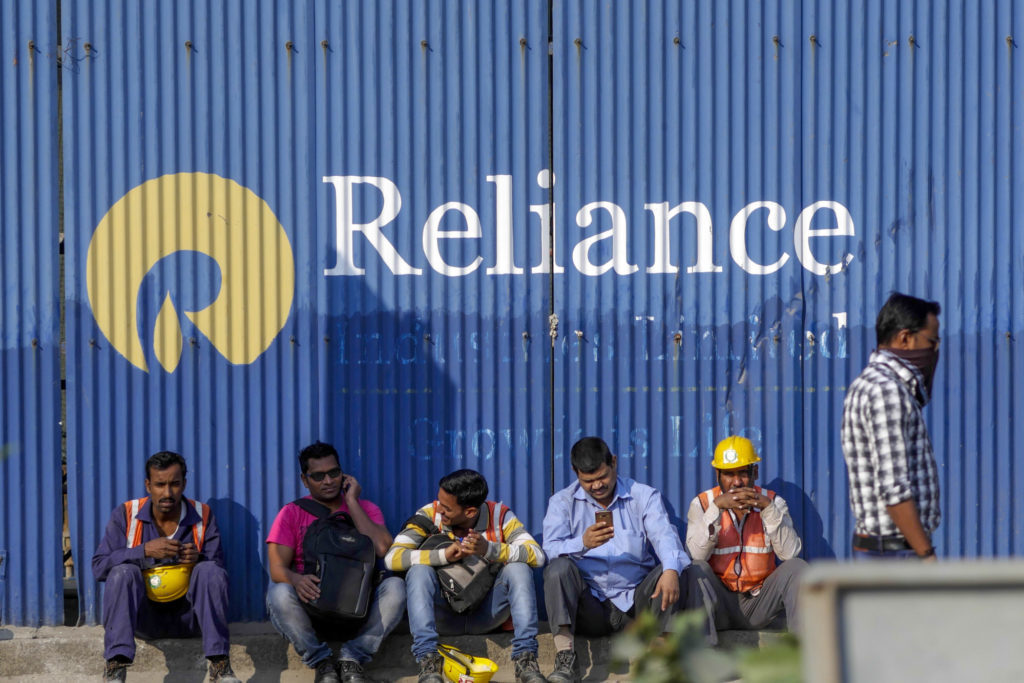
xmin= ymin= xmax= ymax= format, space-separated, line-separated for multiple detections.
xmin=385 ymin=469 xmax=547 ymax=683
xmin=542 ymin=437 xmax=690 ymax=683
xmin=92 ymin=451 xmax=240 ymax=682
xmin=266 ymin=441 xmax=405 ymax=683
xmin=685 ymin=436 xmax=807 ymax=644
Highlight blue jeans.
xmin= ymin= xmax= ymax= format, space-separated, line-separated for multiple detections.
xmin=267 ymin=576 xmax=406 ymax=667
xmin=406 ymin=562 xmax=540 ymax=661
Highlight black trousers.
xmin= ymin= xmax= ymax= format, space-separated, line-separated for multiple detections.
xmin=543 ymin=556 xmax=684 ymax=636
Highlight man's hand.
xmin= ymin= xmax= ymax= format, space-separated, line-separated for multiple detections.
xmin=651 ymin=570 xmax=680 ymax=611
xmin=444 ymin=542 xmax=467 ymax=563
xmin=291 ymin=573 xmax=321 ymax=603
xmin=731 ymin=487 xmax=771 ymax=511
xmin=714 ymin=487 xmax=769 ymax=512
xmin=177 ymin=542 xmax=199 ymax=564
xmin=582 ymin=521 xmax=615 ymax=549
xmin=460 ymin=530 xmax=489 ymax=557
xmin=144 ymin=538 xmax=183 ymax=560
xmin=343 ymin=475 xmax=362 ymax=503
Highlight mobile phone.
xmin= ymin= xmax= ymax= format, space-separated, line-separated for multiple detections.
xmin=595 ymin=510 xmax=613 ymax=527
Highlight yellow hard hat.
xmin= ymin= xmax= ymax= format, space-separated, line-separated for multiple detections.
xmin=142 ymin=564 xmax=193 ymax=602
xmin=438 ymin=644 xmax=498 ymax=683
xmin=712 ymin=436 xmax=760 ymax=470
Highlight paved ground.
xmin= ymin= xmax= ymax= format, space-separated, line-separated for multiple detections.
xmin=0 ymin=623 xmax=771 ymax=682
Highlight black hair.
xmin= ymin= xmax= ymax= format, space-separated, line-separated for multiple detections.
xmin=298 ymin=441 xmax=340 ymax=474
xmin=570 ymin=437 xmax=614 ymax=474
xmin=146 ymin=451 xmax=187 ymax=479
xmin=876 ymin=292 xmax=942 ymax=346
xmin=438 ymin=469 xmax=488 ymax=509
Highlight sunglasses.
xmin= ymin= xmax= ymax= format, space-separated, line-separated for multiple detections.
xmin=306 ymin=467 xmax=342 ymax=483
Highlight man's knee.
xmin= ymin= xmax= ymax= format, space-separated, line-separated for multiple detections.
xmin=406 ymin=564 xmax=438 ymax=590
xmin=267 ymin=580 xmax=300 ymax=613
xmin=543 ymin=556 xmax=578 ymax=585
xmin=106 ymin=564 xmax=143 ymax=589
xmin=375 ymin=575 xmax=407 ymax=607
xmin=500 ymin=561 xmax=533 ymax=585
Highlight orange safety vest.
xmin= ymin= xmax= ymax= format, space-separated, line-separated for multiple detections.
xmin=431 ymin=500 xmax=508 ymax=543
xmin=124 ymin=496 xmax=211 ymax=551
xmin=697 ymin=486 xmax=777 ymax=592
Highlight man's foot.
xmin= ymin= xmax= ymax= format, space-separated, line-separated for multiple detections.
xmin=547 ymin=649 xmax=580 ymax=683
xmin=207 ymin=655 xmax=242 ymax=683
xmin=314 ymin=657 xmax=342 ymax=683
xmin=513 ymin=651 xmax=548 ymax=683
xmin=416 ymin=652 xmax=445 ymax=683
xmin=103 ymin=656 xmax=130 ymax=682
xmin=338 ymin=658 xmax=373 ymax=683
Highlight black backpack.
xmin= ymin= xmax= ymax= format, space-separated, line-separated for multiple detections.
xmin=411 ymin=502 xmax=508 ymax=614
xmin=295 ymin=498 xmax=376 ymax=621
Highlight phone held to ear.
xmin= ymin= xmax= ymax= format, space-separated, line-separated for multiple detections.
xmin=595 ymin=510 xmax=613 ymax=527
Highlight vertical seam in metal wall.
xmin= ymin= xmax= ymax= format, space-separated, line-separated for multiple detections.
xmin=56 ymin=0 xmax=72 ymax=622
xmin=547 ymin=0 xmax=555 ymax=495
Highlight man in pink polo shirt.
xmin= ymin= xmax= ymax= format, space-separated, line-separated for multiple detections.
xmin=266 ymin=442 xmax=405 ymax=683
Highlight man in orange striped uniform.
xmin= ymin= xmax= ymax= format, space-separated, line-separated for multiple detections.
xmin=685 ymin=436 xmax=807 ymax=644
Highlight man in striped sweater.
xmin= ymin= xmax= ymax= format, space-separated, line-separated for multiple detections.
xmin=385 ymin=469 xmax=548 ymax=683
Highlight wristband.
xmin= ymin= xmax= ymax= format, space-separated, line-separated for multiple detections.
xmin=917 ymin=547 xmax=935 ymax=559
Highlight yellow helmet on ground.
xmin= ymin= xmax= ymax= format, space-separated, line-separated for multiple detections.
xmin=142 ymin=564 xmax=194 ymax=602
xmin=712 ymin=436 xmax=761 ymax=470
xmin=438 ymin=644 xmax=498 ymax=683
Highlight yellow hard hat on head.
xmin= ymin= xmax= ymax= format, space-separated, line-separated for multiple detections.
xmin=712 ymin=436 xmax=760 ymax=470
xmin=142 ymin=564 xmax=193 ymax=602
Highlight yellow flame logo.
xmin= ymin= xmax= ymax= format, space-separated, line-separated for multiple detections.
xmin=87 ymin=173 xmax=295 ymax=373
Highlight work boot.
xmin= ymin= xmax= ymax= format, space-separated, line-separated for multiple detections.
xmin=547 ymin=649 xmax=580 ymax=683
xmin=207 ymin=655 xmax=242 ymax=683
xmin=416 ymin=652 xmax=445 ymax=683
xmin=314 ymin=657 xmax=342 ymax=683
xmin=338 ymin=658 xmax=372 ymax=683
xmin=103 ymin=656 xmax=130 ymax=682
xmin=513 ymin=651 xmax=548 ymax=683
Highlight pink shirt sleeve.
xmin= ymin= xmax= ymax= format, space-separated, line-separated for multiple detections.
xmin=266 ymin=503 xmax=303 ymax=549
xmin=354 ymin=499 xmax=386 ymax=526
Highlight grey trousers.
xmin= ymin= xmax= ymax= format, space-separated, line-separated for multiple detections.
xmin=543 ymin=556 xmax=684 ymax=636
xmin=688 ymin=558 xmax=807 ymax=645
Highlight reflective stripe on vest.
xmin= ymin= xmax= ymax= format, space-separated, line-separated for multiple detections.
xmin=124 ymin=497 xmax=211 ymax=551
xmin=697 ymin=486 xmax=777 ymax=592
xmin=431 ymin=500 xmax=507 ymax=543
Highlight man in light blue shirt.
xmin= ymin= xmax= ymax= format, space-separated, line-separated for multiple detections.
xmin=541 ymin=437 xmax=691 ymax=683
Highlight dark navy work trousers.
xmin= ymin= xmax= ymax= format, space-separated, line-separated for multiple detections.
xmin=101 ymin=561 xmax=231 ymax=661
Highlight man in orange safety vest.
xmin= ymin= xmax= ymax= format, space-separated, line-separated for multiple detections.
xmin=685 ymin=436 xmax=807 ymax=644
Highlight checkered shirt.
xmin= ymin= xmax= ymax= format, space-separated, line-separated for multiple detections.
xmin=841 ymin=349 xmax=941 ymax=536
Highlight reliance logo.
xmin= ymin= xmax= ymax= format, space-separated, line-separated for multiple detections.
xmin=87 ymin=172 xmax=295 ymax=373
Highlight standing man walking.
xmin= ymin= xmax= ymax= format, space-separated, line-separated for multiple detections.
xmin=842 ymin=292 xmax=942 ymax=560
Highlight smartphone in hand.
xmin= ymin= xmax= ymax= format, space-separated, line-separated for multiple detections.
xmin=595 ymin=510 xmax=613 ymax=527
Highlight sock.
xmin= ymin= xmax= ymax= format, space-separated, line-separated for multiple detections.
xmin=554 ymin=627 xmax=574 ymax=653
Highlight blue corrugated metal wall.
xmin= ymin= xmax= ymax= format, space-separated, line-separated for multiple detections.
xmin=0 ymin=0 xmax=63 ymax=625
xmin=0 ymin=0 xmax=1018 ymax=626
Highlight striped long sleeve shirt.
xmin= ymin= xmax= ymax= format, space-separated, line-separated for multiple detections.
xmin=384 ymin=500 xmax=545 ymax=571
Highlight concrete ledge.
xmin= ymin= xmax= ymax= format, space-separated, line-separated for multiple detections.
xmin=0 ymin=623 xmax=783 ymax=682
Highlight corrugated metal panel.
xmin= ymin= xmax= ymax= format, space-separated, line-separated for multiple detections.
xmin=552 ymin=0 xmax=1024 ymax=560
xmin=57 ymin=0 xmax=1024 ymax=627
xmin=0 ymin=0 xmax=63 ymax=625
xmin=63 ymin=0 xmax=549 ymax=623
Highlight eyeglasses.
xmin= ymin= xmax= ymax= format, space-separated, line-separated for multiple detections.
xmin=306 ymin=467 xmax=342 ymax=483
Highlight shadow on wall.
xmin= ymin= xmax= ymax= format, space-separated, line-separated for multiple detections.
xmin=765 ymin=477 xmax=836 ymax=560
xmin=206 ymin=498 xmax=266 ymax=622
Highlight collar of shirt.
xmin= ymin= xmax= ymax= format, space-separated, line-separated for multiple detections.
xmin=135 ymin=498 xmax=201 ymax=531
xmin=571 ymin=477 xmax=634 ymax=507
xmin=872 ymin=349 xmax=928 ymax=405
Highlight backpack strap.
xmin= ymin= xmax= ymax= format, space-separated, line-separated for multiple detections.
xmin=294 ymin=498 xmax=332 ymax=518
